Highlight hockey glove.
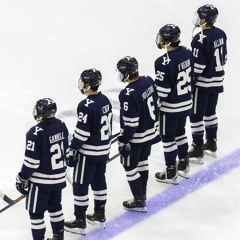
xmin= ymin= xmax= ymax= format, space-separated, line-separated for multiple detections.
xmin=118 ymin=136 xmax=131 ymax=158
xmin=16 ymin=173 xmax=29 ymax=195
xmin=66 ymin=148 xmax=78 ymax=167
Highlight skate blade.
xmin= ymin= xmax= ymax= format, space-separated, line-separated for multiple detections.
xmin=178 ymin=170 xmax=189 ymax=179
xmin=189 ymin=157 xmax=204 ymax=165
xmin=204 ymin=150 xmax=217 ymax=158
xmin=155 ymin=177 xmax=179 ymax=185
xmin=123 ymin=206 xmax=148 ymax=213
xmin=87 ymin=220 xmax=106 ymax=228
xmin=64 ymin=226 xmax=86 ymax=235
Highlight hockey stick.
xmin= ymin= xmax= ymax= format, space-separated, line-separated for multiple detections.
xmin=107 ymin=132 xmax=121 ymax=163
xmin=0 ymin=190 xmax=15 ymax=204
xmin=111 ymin=136 xmax=118 ymax=145
xmin=0 ymin=193 xmax=25 ymax=214
xmin=111 ymin=132 xmax=120 ymax=140
xmin=107 ymin=152 xmax=120 ymax=163
xmin=110 ymin=132 xmax=120 ymax=145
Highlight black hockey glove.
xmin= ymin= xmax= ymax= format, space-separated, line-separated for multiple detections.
xmin=16 ymin=173 xmax=29 ymax=195
xmin=66 ymin=148 xmax=78 ymax=167
xmin=118 ymin=136 xmax=131 ymax=158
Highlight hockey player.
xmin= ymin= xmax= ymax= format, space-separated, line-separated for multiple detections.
xmin=16 ymin=98 xmax=69 ymax=240
xmin=189 ymin=4 xmax=227 ymax=164
xmin=154 ymin=24 xmax=193 ymax=183
xmin=116 ymin=56 xmax=160 ymax=212
xmin=64 ymin=69 xmax=113 ymax=234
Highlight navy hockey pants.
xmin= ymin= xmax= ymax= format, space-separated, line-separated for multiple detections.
xmin=190 ymin=87 xmax=219 ymax=147
xmin=121 ymin=144 xmax=151 ymax=197
xmin=26 ymin=184 xmax=64 ymax=240
xmin=72 ymin=154 xmax=107 ymax=217
xmin=159 ymin=113 xmax=189 ymax=167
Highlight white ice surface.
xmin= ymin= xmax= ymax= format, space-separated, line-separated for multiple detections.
xmin=0 ymin=0 xmax=239 ymax=239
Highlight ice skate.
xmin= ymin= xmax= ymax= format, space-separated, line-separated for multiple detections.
xmin=142 ymin=187 xmax=147 ymax=201
xmin=123 ymin=195 xmax=147 ymax=212
xmin=86 ymin=205 xmax=106 ymax=228
xmin=178 ymin=157 xmax=190 ymax=179
xmin=188 ymin=143 xmax=204 ymax=164
xmin=47 ymin=229 xmax=64 ymax=240
xmin=155 ymin=164 xmax=179 ymax=185
xmin=203 ymin=139 xmax=217 ymax=158
xmin=64 ymin=214 xmax=86 ymax=235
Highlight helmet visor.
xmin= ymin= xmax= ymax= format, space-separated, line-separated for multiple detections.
xmin=155 ymin=33 xmax=163 ymax=49
xmin=116 ymin=69 xmax=125 ymax=82
xmin=192 ymin=12 xmax=201 ymax=27
xmin=32 ymin=105 xmax=38 ymax=119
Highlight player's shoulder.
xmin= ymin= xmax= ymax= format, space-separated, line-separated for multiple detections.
xmin=78 ymin=97 xmax=95 ymax=111
xmin=26 ymin=123 xmax=44 ymax=139
xmin=155 ymin=54 xmax=164 ymax=65
xmin=53 ymin=118 xmax=68 ymax=131
xmin=179 ymin=45 xmax=191 ymax=52
xmin=140 ymin=75 xmax=154 ymax=81
xmin=119 ymin=85 xmax=136 ymax=100
xmin=78 ymin=94 xmax=110 ymax=116
xmin=138 ymin=75 xmax=155 ymax=87
xmin=213 ymin=26 xmax=226 ymax=33
xmin=213 ymin=27 xmax=227 ymax=40
xmin=97 ymin=92 xmax=112 ymax=104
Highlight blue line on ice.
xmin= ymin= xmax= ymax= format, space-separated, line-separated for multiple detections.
xmin=80 ymin=149 xmax=240 ymax=239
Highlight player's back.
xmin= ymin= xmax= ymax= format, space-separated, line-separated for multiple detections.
xmin=119 ymin=76 xmax=160 ymax=146
xmin=23 ymin=118 xmax=69 ymax=191
xmin=76 ymin=92 xmax=113 ymax=161
xmin=155 ymin=46 xmax=193 ymax=118
xmin=191 ymin=27 xmax=227 ymax=93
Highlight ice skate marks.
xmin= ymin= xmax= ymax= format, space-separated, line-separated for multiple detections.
xmin=82 ymin=149 xmax=240 ymax=240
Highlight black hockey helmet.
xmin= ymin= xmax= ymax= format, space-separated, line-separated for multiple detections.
xmin=117 ymin=56 xmax=138 ymax=80
xmin=159 ymin=24 xmax=181 ymax=45
xmin=33 ymin=98 xmax=57 ymax=122
xmin=197 ymin=4 xmax=218 ymax=24
xmin=79 ymin=68 xmax=102 ymax=93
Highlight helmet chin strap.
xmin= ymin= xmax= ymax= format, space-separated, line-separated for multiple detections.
xmin=164 ymin=42 xmax=171 ymax=64
xmin=80 ymin=85 xmax=90 ymax=94
xmin=34 ymin=115 xmax=43 ymax=123
xmin=192 ymin=22 xmax=207 ymax=44
xmin=199 ymin=22 xmax=207 ymax=44
xmin=123 ymin=74 xmax=129 ymax=83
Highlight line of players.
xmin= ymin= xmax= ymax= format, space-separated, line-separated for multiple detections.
xmin=15 ymin=4 xmax=227 ymax=240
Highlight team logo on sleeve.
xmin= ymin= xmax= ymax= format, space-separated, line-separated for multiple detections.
xmin=33 ymin=126 xmax=43 ymax=136
xmin=84 ymin=99 xmax=94 ymax=107
xmin=125 ymin=88 xmax=135 ymax=96
xmin=198 ymin=33 xmax=206 ymax=43
xmin=162 ymin=57 xmax=171 ymax=65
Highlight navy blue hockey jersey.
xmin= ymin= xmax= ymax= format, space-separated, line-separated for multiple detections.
xmin=70 ymin=92 xmax=113 ymax=161
xmin=191 ymin=27 xmax=227 ymax=93
xmin=154 ymin=46 xmax=193 ymax=118
xmin=20 ymin=118 xmax=69 ymax=191
xmin=119 ymin=76 xmax=160 ymax=146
